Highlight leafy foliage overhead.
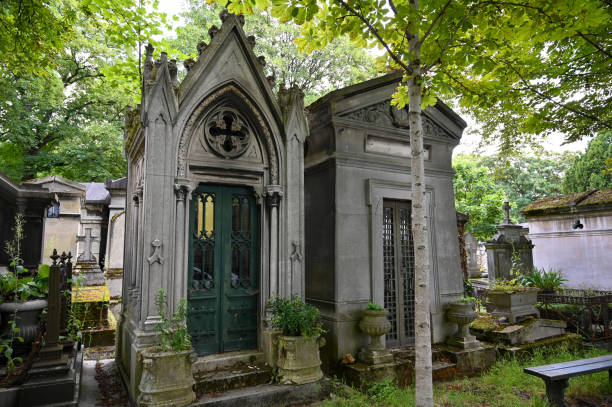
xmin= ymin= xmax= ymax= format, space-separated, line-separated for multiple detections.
xmin=170 ymin=1 xmax=377 ymax=104
xmin=219 ymin=0 xmax=610 ymax=151
xmin=478 ymin=152 xmax=576 ymax=222
xmin=563 ymin=132 xmax=612 ymax=193
xmin=0 ymin=0 xmax=167 ymax=182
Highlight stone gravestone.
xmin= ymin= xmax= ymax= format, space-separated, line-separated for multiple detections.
xmin=74 ymin=227 xmax=105 ymax=285
xmin=464 ymin=232 xmax=481 ymax=278
xmin=485 ymin=202 xmax=534 ymax=284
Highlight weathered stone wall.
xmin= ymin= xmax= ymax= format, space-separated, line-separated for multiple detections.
xmin=525 ymin=212 xmax=612 ymax=290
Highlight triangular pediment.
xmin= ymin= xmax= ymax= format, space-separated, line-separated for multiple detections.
xmin=339 ymin=99 xmax=461 ymax=140
xmin=178 ymin=12 xmax=281 ymax=126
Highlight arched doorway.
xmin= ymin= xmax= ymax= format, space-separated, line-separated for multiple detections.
xmin=187 ymin=184 xmax=259 ymax=355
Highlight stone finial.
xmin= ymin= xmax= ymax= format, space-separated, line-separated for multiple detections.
xmin=238 ymin=14 xmax=245 ymax=26
xmin=209 ymin=25 xmax=219 ymax=41
xmin=502 ymin=201 xmax=512 ymax=224
xmin=67 ymin=251 xmax=72 ymax=265
xmin=183 ymin=58 xmax=195 ymax=72
xmin=220 ymin=8 xmax=230 ymax=22
xmin=247 ymin=35 xmax=256 ymax=49
xmin=267 ymin=73 xmax=276 ymax=88
xmin=160 ymin=52 xmax=168 ymax=64
xmin=143 ymin=43 xmax=155 ymax=81
xmin=169 ymin=59 xmax=179 ymax=87
xmin=257 ymin=55 xmax=266 ymax=67
xmin=196 ymin=41 xmax=207 ymax=56
xmin=277 ymin=82 xmax=289 ymax=107
xmin=60 ymin=251 xmax=67 ymax=265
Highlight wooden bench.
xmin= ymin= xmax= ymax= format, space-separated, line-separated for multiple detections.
xmin=524 ymin=354 xmax=612 ymax=407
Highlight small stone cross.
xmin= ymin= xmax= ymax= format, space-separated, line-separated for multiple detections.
xmin=502 ymin=201 xmax=512 ymax=224
xmin=76 ymin=228 xmax=98 ymax=262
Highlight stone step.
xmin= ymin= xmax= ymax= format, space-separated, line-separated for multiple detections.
xmin=194 ymin=365 xmax=273 ymax=396
xmin=193 ymin=350 xmax=265 ymax=373
xmin=191 ymin=379 xmax=332 ymax=407
xmin=432 ymin=360 xmax=457 ymax=382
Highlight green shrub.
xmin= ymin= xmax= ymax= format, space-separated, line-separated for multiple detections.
xmin=154 ymin=290 xmax=192 ymax=352
xmin=366 ymin=302 xmax=384 ymax=310
xmin=522 ymin=268 xmax=566 ymax=291
xmin=268 ymin=295 xmax=324 ymax=337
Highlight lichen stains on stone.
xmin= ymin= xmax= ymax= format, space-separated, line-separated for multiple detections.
xmin=521 ymin=188 xmax=612 ymax=215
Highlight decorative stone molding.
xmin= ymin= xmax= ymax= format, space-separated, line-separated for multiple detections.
xmin=204 ymin=108 xmax=252 ymax=159
xmin=147 ymin=239 xmax=164 ymax=265
xmin=341 ymin=99 xmax=455 ymax=139
xmin=177 ymin=84 xmax=279 ymax=183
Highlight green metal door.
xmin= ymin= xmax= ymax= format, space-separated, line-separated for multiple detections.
xmin=188 ymin=185 xmax=259 ymax=355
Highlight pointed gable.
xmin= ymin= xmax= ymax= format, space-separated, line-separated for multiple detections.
xmin=178 ymin=10 xmax=281 ymax=127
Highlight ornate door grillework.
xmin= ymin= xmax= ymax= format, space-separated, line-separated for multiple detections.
xmin=383 ymin=200 xmax=416 ymax=347
xmin=188 ymin=185 xmax=259 ymax=355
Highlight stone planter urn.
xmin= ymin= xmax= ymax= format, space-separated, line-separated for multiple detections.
xmin=446 ymin=301 xmax=481 ymax=350
xmin=277 ymin=335 xmax=325 ymax=385
xmin=358 ymin=309 xmax=393 ymax=365
xmin=487 ymin=288 xmax=539 ymax=323
xmin=137 ymin=348 xmax=196 ymax=407
xmin=0 ymin=299 xmax=48 ymax=346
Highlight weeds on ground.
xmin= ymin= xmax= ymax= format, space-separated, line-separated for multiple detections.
xmin=323 ymin=345 xmax=611 ymax=407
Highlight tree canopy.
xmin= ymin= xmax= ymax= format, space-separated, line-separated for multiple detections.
xmin=170 ymin=1 xmax=377 ymax=104
xmin=563 ymin=131 xmax=612 ymax=193
xmin=478 ymin=152 xmax=576 ymax=222
xmin=0 ymin=0 xmax=166 ymax=182
xmin=453 ymin=156 xmax=507 ymax=240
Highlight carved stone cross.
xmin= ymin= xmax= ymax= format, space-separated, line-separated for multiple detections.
xmin=76 ymin=228 xmax=98 ymax=262
xmin=502 ymin=201 xmax=512 ymax=224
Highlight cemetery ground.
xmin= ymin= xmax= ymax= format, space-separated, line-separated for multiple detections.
xmin=74 ymin=343 xmax=612 ymax=406
xmin=319 ymin=346 xmax=611 ymax=407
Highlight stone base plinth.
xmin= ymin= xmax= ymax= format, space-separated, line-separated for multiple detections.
xmin=72 ymin=285 xmax=116 ymax=347
xmin=0 ymin=343 xmax=83 ymax=407
xmin=358 ymin=347 xmax=394 ymax=365
xmin=444 ymin=345 xmax=497 ymax=376
xmin=74 ymin=261 xmax=105 ymax=286
xmin=344 ymin=362 xmax=397 ymax=389
xmin=447 ymin=333 xmax=482 ymax=350
xmin=471 ymin=317 xmax=567 ymax=346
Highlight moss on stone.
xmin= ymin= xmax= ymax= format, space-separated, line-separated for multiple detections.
xmin=470 ymin=314 xmax=499 ymax=332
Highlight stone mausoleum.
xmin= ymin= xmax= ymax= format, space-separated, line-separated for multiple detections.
xmin=119 ymin=10 xmax=468 ymax=402
xmin=118 ymin=12 xmax=308 ymax=400
xmin=305 ymin=73 xmax=467 ymax=367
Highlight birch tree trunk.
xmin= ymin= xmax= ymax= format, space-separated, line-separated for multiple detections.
xmin=408 ymin=24 xmax=434 ymax=407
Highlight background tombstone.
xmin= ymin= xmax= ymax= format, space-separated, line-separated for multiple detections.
xmin=464 ymin=232 xmax=481 ymax=278
xmin=74 ymin=227 xmax=105 ymax=285
xmin=485 ymin=201 xmax=534 ymax=284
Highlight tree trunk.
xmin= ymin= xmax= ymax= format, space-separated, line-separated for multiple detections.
xmin=408 ymin=42 xmax=434 ymax=407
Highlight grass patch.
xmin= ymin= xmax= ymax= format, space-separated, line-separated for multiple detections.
xmin=324 ymin=346 xmax=611 ymax=407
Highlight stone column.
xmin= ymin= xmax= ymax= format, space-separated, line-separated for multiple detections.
xmin=173 ymin=182 xmax=192 ymax=310
xmin=267 ymin=188 xmax=282 ymax=298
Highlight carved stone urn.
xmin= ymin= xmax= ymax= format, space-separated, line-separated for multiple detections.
xmin=277 ymin=335 xmax=325 ymax=385
xmin=446 ymin=301 xmax=481 ymax=350
xmin=358 ymin=309 xmax=393 ymax=364
xmin=0 ymin=299 xmax=48 ymax=346
xmin=137 ymin=348 xmax=196 ymax=407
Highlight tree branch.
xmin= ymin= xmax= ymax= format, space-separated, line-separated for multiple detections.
xmin=334 ymin=0 xmax=411 ymax=73
xmin=576 ymin=31 xmax=612 ymax=59
xmin=420 ymin=0 xmax=452 ymax=45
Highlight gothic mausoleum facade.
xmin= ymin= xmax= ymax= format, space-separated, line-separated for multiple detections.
xmin=119 ymin=10 xmax=467 ymax=402
xmin=118 ymin=12 xmax=308 ymax=399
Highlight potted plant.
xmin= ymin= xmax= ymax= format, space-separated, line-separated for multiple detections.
xmin=137 ymin=290 xmax=195 ymax=407
xmin=0 ymin=213 xmax=49 ymax=347
xmin=268 ymin=296 xmax=325 ymax=385
xmin=487 ymin=278 xmax=539 ymax=324
xmin=357 ymin=302 xmax=393 ymax=364
xmin=446 ymin=296 xmax=481 ymax=349
xmin=521 ymin=268 xmax=566 ymax=294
